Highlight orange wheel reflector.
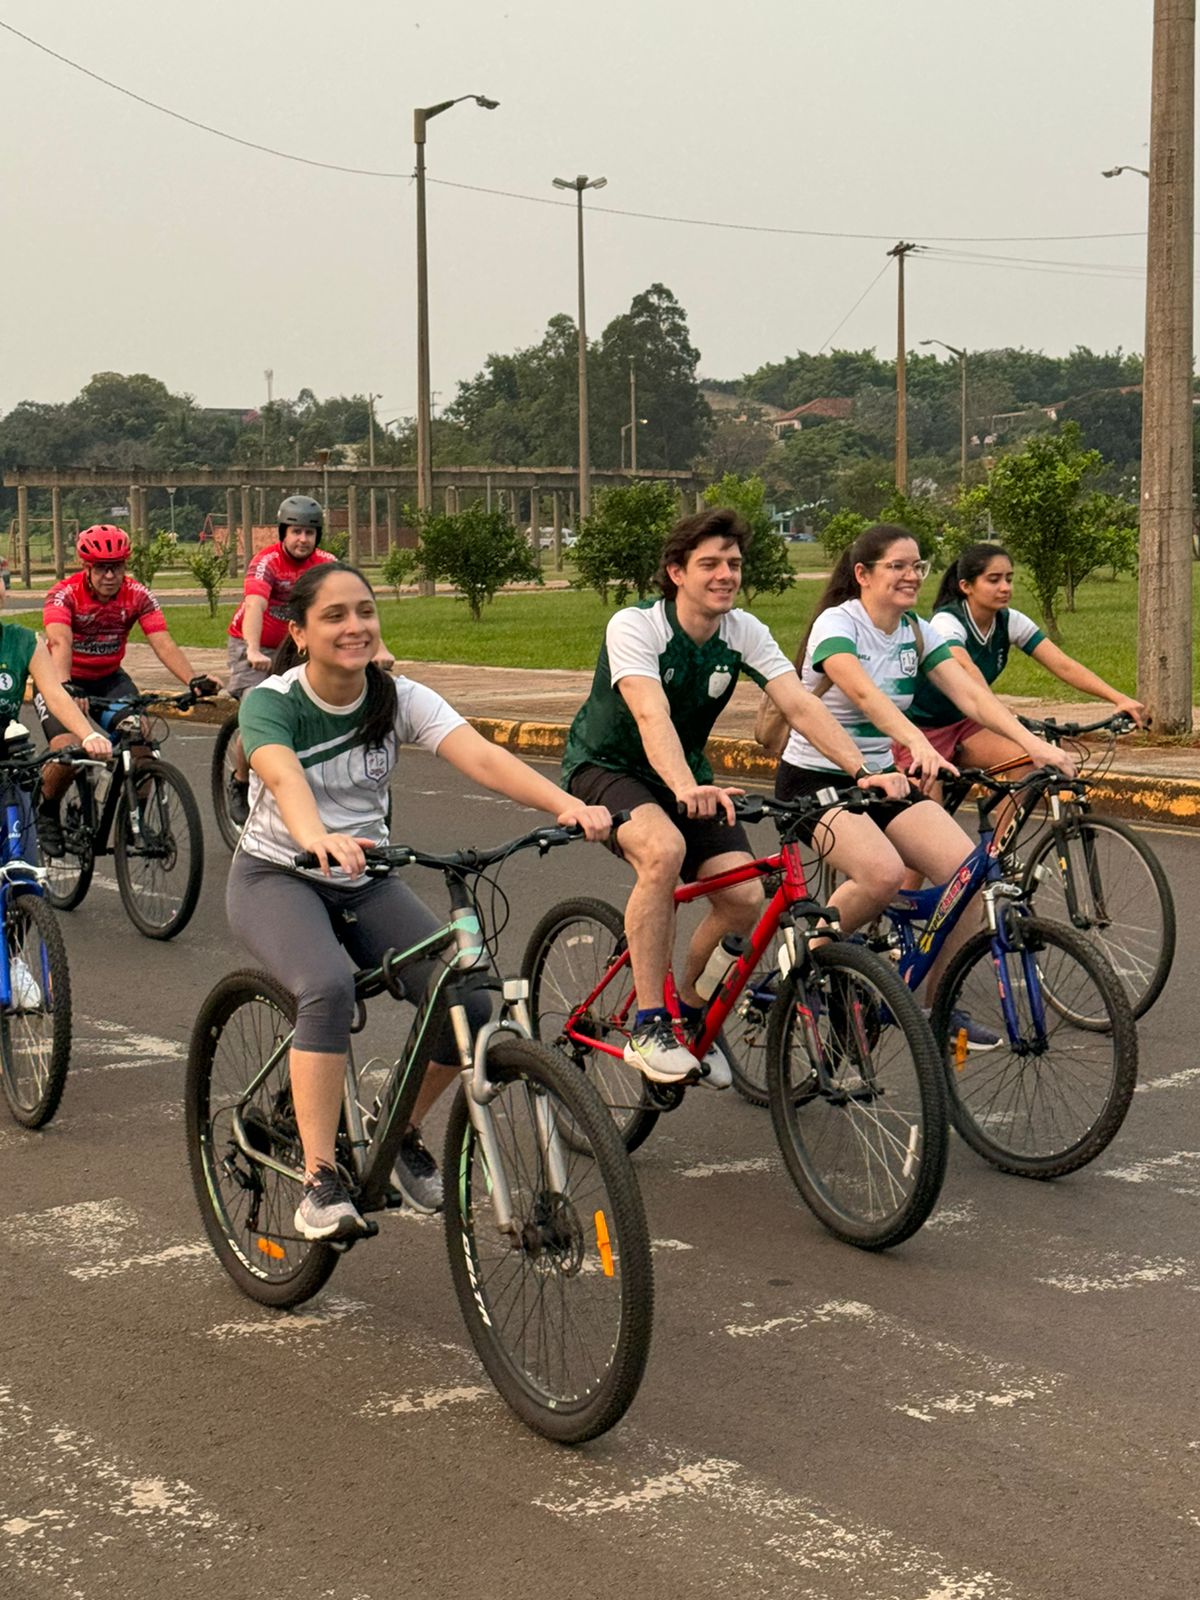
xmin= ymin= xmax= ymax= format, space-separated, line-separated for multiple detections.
xmin=593 ymin=1210 xmax=615 ymax=1277
xmin=954 ymin=1029 xmax=969 ymax=1071
xmin=256 ymin=1237 xmax=286 ymax=1261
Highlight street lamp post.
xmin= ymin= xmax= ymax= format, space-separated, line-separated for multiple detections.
xmin=367 ymin=392 xmax=380 ymax=559
xmin=166 ymin=487 xmax=176 ymax=536
xmin=628 ymin=357 xmax=639 ymax=473
xmin=553 ymin=174 xmax=607 ymax=518
xmin=620 ymin=419 xmax=648 ymax=472
xmin=920 ymin=338 xmax=968 ymax=484
xmin=1102 ymin=164 xmax=1151 ymax=179
xmin=414 ymin=93 xmax=499 ymax=528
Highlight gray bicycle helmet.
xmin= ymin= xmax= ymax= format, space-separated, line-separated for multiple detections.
xmin=277 ymin=494 xmax=324 ymax=540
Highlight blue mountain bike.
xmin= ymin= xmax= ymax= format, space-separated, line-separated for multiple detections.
xmin=0 ymin=731 xmax=73 ymax=1128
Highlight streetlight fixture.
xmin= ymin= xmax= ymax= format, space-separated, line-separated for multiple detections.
xmin=414 ymin=94 xmax=499 ymax=522
xmin=620 ymin=419 xmax=648 ymax=472
xmin=553 ymin=173 xmax=607 ymax=518
xmin=166 ymin=486 xmax=177 ymax=536
xmin=1102 ymin=164 xmax=1150 ymax=178
xmin=920 ymin=338 xmax=969 ymax=484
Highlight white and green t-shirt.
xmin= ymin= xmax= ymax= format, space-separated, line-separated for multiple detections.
xmin=238 ymin=666 xmax=465 ymax=883
xmin=563 ymin=598 xmax=794 ymax=788
xmin=909 ymin=600 xmax=1045 ymax=728
xmin=782 ymin=599 xmax=952 ymax=773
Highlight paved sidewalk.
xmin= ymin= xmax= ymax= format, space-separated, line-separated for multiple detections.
xmin=121 ymin=642 xmax=1200 ymax=827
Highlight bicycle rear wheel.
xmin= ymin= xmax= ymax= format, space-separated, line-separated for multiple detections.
xmin=210 ymin=716 xmax=244 ymax=852
xmin=765 ymin=941 xmax=947 ymax=1250
xmin=186 ymin=969 xmax=338 ymax=1308
xmin=115 ymin=760 xmax=204 ymax=939
xmin=444 ymin=1035 xmax=653 ymax=1443
xmin=1021 ymin=814 xmax=1175 ymax=1021
xmin=523 ymin=897 xmax=660 ymax=1155
xmin=931 ymin=917 xmax=1138 ymax=1178
xmin=39 ymin=773 xmax=95 ymax=911
xmin=0 ymin=894 xmax=72 ymax=1129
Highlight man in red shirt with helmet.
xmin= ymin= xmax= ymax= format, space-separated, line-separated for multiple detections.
xmin=35 ymin=524 xmax=220 ymax=852
xmin=222 ymin=495 xmax=393 ymax=824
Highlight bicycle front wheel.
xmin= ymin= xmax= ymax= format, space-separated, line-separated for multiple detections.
xmin=209 ymin=716 xmax=244 ymax=852
xmin=39 ymin=772 xmax=95 ymax=911
xmin=724 ymin=929 xmax=784 ymax=1107
xmin=523 ymin=897 xmax=659 ymax=1155
xmin=765 ymin=941 xmax=948 ymax=1250
xmin=1021 ymin=815 xmax=1175 ymax=1021
xmin=115 ymin=760 xmax=204 ymax=939
xmin=444 ymin=1035 xmax=653 ymax=1443
xmin=186 ymin=969 xmax=338 ymax=1308
xmin=931 ymin=917 xmax=1138 ymax=1178
xmin=0 ymin=894 xmax=72 ymax=1129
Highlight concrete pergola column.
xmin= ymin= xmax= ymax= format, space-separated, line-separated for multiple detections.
xmin=551 ymin=491 xmax=563 ymax=571
xmin=385 ymin=489 xmax=397 ymax=549
xmin=239 ymin=485 xmax=253 ymax=578
xmin=346 ymin=484 xmax=359 ymax=567
xmin=444 ymin=485 xmax=459 ymax=515
xmin=17 ymin=485 xmax=29 ymax=589
xmin=224 ymin=489 xmax=236 ymax=574
xmin=51 ymin=487 xmax=64 ymax=580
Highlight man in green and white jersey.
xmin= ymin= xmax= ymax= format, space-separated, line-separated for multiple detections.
xmin=564 ymin=508 xmax=910 ymax=1087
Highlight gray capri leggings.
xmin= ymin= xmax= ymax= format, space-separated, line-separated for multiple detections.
xmin=227 ymin=852 xmax=490 ymax=1056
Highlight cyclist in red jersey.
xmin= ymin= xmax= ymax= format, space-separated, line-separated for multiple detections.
xmin=223 ymin=496 xmax=393 ymax=824
xmin=35 ymin=525 xmax=220 ymax=852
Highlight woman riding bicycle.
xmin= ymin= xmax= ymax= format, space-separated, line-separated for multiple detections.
xmin=905 ymin=540 xmax=1146 ymax=774
xmin=227 ymin=562 xmax=610 ymax=1242
xmin=775 ymin=523 xmax=1073 ymax=1039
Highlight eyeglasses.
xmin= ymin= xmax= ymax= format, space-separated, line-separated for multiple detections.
xmin=868 ymin=558 xmax=931 ymax=580
xmin=91 ymin=561 xmax=127 ymax=575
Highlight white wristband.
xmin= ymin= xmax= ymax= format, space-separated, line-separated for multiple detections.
xmin=82 ymin=732 xmax=107 ymax=747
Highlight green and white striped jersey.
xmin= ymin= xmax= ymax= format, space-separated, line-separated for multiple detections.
xmin=783 ymin=599 xmax=952 ymax=772
xmin=238 ymin=666 xmax=464 ymax=882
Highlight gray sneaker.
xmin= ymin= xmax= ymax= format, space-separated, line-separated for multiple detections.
xmin=391 ymin=1126 xmax=443 ymax=1214
xmin=623 ymin=1018 xmax=697 ymax=1084
xmin=294 ymin=1163 xmax=367 ymax=1242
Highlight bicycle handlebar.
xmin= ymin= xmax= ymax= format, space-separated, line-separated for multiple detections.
xmin=83 ymin=687 xmax=212 ymax=714
xmin=954 ymin=763 xmax=1088 ymax=800
xmin=1018 ymin=710 xmax=1138 ymax=741
xmin=292 ymin=809 xmax=634 ymax=877
xmin=730 ymin=787 xmax=874 ymax=828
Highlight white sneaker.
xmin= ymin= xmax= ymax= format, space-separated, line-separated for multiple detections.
xmin=11 ymin=955 xmax=41 ymax=1010
xmin=697 ymin=1036 xmax=732 ymax=1090
xmin=623 ymin=1019 xmax=697 ymax=1084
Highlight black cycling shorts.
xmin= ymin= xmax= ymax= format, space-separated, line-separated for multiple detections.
xmin=567 ymin=763 xmax=752 ymax=883
xmin=774 ymin=760 xmax=930 ymax=844
xmin=34 ymin=668 xmax=139 ymax=742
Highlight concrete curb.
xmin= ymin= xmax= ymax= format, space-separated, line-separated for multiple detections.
xmin=162 ymin=702 xmax=1200 ymax=828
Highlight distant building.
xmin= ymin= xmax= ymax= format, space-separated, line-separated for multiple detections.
xmin=771 ymin=397 xmax=854 ymax=439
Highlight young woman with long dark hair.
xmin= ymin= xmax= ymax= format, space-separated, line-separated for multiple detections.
xmin=228 ymin=563 xmax=611 ymax=1241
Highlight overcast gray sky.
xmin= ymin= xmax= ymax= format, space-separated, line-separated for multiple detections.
xmin=0 ymin=1 xmax=1174 ymax=417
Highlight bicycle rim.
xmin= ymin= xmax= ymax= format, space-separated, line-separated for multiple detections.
xmin=186 ymin=969 xmax=337 ymax=1306
xmin=933 ymin=920 xmax=1138 ymax=1177
xmin=444 ymin=1036 xmax=653 ymax=1443
xmin=210 ymin=717 xmax=243 ymax=852
xmin=523 ymin=898 xmax=658 ymax=1154
xmin=115 ymin=762 xmax=204 ymax=939
xmin=766 ymin=943 xmax=947 ymax=1250
xmin=1022 ymin=816 xmax=1175 ymax=1022
xmin=0 ymin=896 xmax=72 ymax=1129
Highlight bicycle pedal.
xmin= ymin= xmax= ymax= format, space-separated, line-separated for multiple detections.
xmin=644 ymin=1080 xmax=686 ymax=1113
xmin=331 ymin=1218 xmax=380 ymax=1253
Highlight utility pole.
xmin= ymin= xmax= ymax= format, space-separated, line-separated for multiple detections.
xmin=1137 ymin=0 xmax=1195 ymax=733
xmin=553 ymin=174 xmax=607 ymax=518
xmin=889 ymin=243 xmax=918 ymax=493
xmin=367 ymin=393 xmax=378 ymax=560
xmin=629 ymin=358 xmax=638 ymax=473
xmin=262 ymin=368 xmax=273 ymax=465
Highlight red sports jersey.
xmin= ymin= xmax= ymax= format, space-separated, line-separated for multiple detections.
xmin=228 ymin=544 xmax=336 ymax=650
xmin=43 ymin=572 xmax=167 ymax=681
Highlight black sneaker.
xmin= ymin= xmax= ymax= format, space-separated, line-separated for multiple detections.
xmin=294 ymin=1162 xmax=368 ymax=1241
xmin=391 ymin=1126 xmax=443 ymax=1214
xmin=36 ymin=806 xmax=63 ymax=859
xmin=227 ymin=776 xmax=250 ymax=828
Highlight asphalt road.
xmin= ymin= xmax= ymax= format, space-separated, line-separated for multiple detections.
xmin=2 ymin=728 xmax=1199 ymax=1599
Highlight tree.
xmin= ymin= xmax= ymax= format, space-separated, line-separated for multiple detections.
xmin=701 ymin=472 xmax=793 ymax=605
xmin=592 ymin=284 xmax=710 ymax=469
xmin=818 ymin=488 xmax=945 ymax=565
xmin=1056 ymin=389 xmax=1143 ymax=474
xmin=407 ymin=500 xmax=541 ymax=621
xmin=954 ymin=423 xmax=1121 ymax=637
xmin=572 ymin=481 xmax=679 ymax=606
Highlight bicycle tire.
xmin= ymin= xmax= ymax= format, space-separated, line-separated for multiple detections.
xmin=1021 ymin=814 xmax=1175 ymax=1022
xmin=210 ymin=716 xmax=243 ymax=852
xmin=765 ymin=941 xmax=948 ymax=1250
xmin=186 ymin=968 xmax=338 ymax=1308
xmin=114 ymin=760 xmax=204 ymax=939
xmin=930 ymin=916 xmax=1138 ymax=1178
xmin=39 ymin=772 xmax=96 ymax=911
xmin=522 ymin=896 xmax=660 ymax=1155
xmin=725 ymin=929 xmax=784 ymax=1107
xmin=443 ymin=1034 xmax=653 ymax=1443
xmin=0 ymin=894 xmax=72 ymax=1129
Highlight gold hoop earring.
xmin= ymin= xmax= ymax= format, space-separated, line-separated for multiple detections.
xmin=297 ymin=646 xmax=308 ymax=662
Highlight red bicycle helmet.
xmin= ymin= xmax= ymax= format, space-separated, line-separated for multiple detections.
xmin=77 ymin=525 xmax=131 ymax=564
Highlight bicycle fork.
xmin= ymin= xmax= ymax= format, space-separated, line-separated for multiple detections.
xmin=983 ymin=885 xmax=1049 ymax=1053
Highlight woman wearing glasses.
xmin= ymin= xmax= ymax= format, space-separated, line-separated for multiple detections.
xmin=775 ymin=524 xmax=1070 ymax=1037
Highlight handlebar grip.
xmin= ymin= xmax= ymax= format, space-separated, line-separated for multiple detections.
xmin=293 ymin=851 xmax=319 ymax=869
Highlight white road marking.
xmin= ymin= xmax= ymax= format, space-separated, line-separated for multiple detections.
xmin=1135 ymin=1067 xmax=1200 ymax=1095
xmin=925 ymin=1200 xmax=978 ymax=1230
xmin=678 ymin=1156 xmax=773 ymax=1179
xmin=651 ymin=1237 xmax=694 ymax=1252
xmin=1101 ymin=1151 xmax=1200 ymax=1185
xmin=73 ymin=1015 xmax=184 ymax=1071
xmin=537 ymin=1443 xmax=1022 ymax=1598
xmin=1036 ymin=1257 xmax=1190 ymax=1294
xmin=69 ymin=1241 xmax=212 ymax=1281
xmin=359 ymin=1384 xmax=490 ymax=1417
xmin=896 ymin=1380 xmax=1057 ymax=1424
xmin=205 ymin=1294 xmax=368 ymax=1342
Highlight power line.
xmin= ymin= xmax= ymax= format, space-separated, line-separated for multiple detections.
xmin=817 ymin=260 xmax=892 ymax=353
xmin=0 ymin=18 xmax=1162 ymax=247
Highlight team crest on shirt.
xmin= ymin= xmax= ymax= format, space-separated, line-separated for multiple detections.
xmin=707 ymin=668 xmax=732 ymax=698
xmin=663 ymin=667 xmax=675 ymax=683
xmin=899 ymin=646 xmax=919 ymax=677
xmin=0 ymin=673 xmax=13 ymax=693
xmin=363 ymin=747 xmax=388 ymax=782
